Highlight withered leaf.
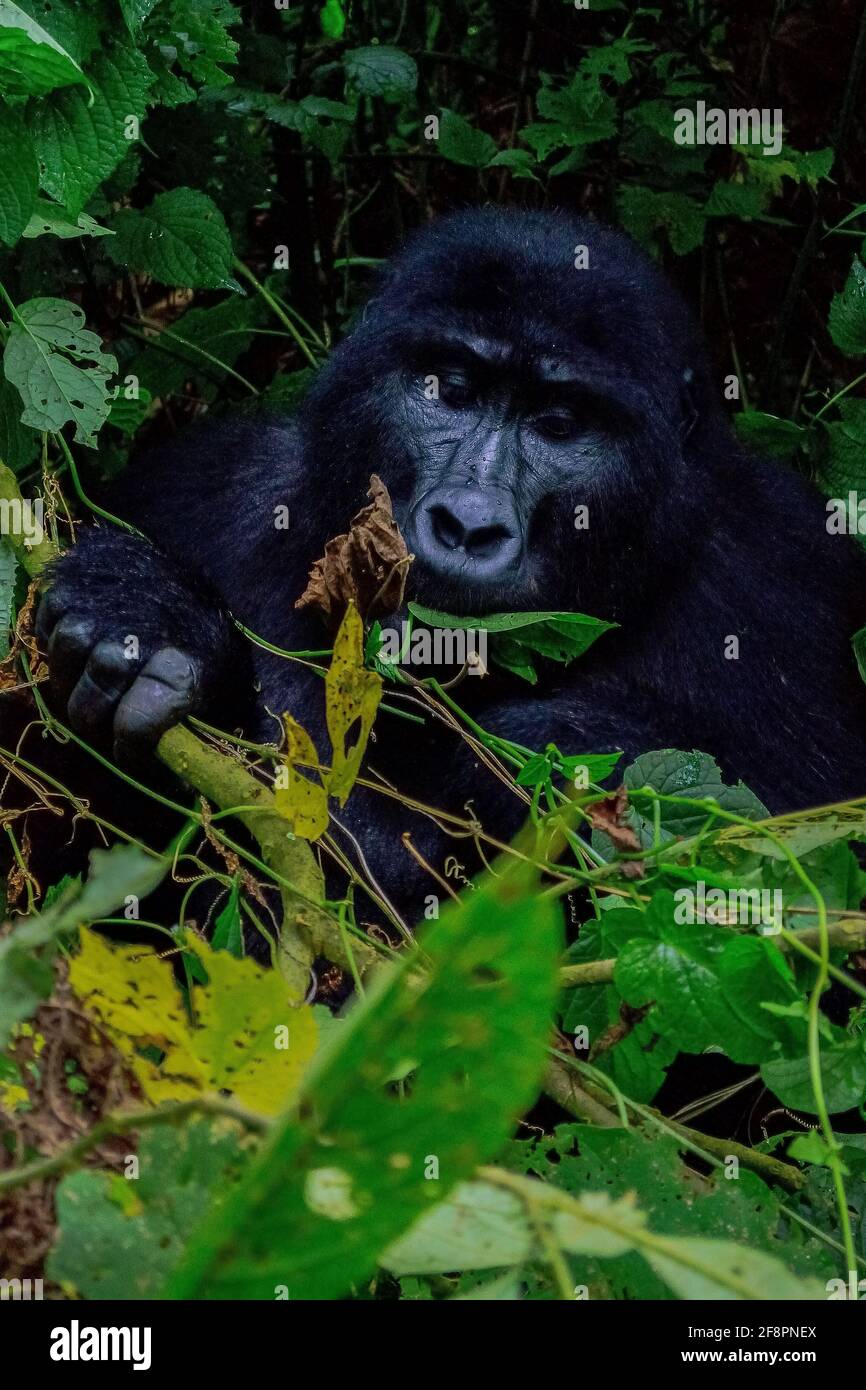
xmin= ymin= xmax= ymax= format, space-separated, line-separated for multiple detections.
xmin=295 ymin=475 xmax=412 ymax=625
xmin=586 ymin=785 xmax=645 ymax=878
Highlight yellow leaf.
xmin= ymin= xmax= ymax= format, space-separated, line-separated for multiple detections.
xmin=69 ymin=930 xmax=317 ymax=1115
xmin=325 ymin=601 xmax=382 ymax=804
xmin=274 ymin=714 xmax=329 ymax=840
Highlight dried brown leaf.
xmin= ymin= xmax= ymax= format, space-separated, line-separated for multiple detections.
xmin=296 ymin=475 xmax=412 ymax=624
xmin=586 ymin=785 xmax=645 ymax=878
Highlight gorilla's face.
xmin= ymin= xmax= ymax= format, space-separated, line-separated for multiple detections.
xmin=395 ymin=329 xmax=630 ymax=612
xmin=305 ymin=209 xmax=722 ymax=620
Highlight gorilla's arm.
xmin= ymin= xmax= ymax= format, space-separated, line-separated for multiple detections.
xmin=35 ymin=417 xmax=318 ymax=758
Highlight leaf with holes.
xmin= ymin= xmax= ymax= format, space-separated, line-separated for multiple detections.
xmin=70 ymin=930 xmax=317 ymax=1113
xmin=3 ymin=297 xmax=117 ymax=447
xmin=325 ymin=602 xmax=382 ymax=804
xmin=22 ymin=198 xmax=114 ymax=241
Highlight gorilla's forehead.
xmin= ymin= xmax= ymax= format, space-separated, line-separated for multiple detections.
xmin=375 ymin=208 xmax=701 ymax=385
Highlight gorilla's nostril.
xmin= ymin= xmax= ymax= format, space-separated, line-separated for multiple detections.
xmin=429 ymin=505 xmax=466 ymax=551
xmin=464 ymin=524 xmax=512 ymax=559
xmin=428 ymin=505 xmax=513 ymax=559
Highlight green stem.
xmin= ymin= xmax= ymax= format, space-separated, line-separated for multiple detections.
xmin=233 ymin=260 xmax=319 ymax=369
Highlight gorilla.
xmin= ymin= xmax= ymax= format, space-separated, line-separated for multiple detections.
xmin=31 ymin=207 xmax=866 ymax=933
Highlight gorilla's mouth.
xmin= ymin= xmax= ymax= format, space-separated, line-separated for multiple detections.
xmin=407 ymin=548 xmax=539 ymax=618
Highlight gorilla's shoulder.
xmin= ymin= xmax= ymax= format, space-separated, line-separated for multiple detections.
xmin=104 ymin=412 xmax=303 ymax=534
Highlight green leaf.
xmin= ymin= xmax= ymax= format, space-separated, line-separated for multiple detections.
xmin=438 ymin=108 xmax=497 ymax=167
xmin=487 ymin=149 xmax=540 ymax=182
xmin=383 ymin=1180 xmax=533 ymax=1274
xmin=344 ymin=45 xmax=418 ymax=99
xmin=48 ymin=1120 xmax=249 ymax=1299
xmin=21 ymin=197 xmax=113 ymax=240
xmin=734 ymin=410 xmax=805 ymax=459
xmin=408 ymin=604 xmax=616 ymax=683
xmin=741 ymin=145 xmax=833 ymax=196
xmin=119 ymin=0 xmax=162 ymax=35
xmin=320 ymin=0 xmax=345 ymax=40
xmin=618 ymin=186 xmax=706 ymax=257
xmin=534 ymin=72 xmax=618 ymax=148
xmin=613 ymin=894 xmax=801 ymax=1064
xmin=125 ymin=292 xmax=262 ymax=402
xmin=642 ymin=1237 xmax=823 ymax=1301
xmin=579 ymin=37 xmax=652 ymax=86
xmin=165 ymin=863 xmax=561 ymax=1299
xmin=3 ymin=296 xmax=117 ymax=447
xmin=0 ymin=0 xmax=89 ymax=97
xmin=511 ymin=1124 xmax=831 ymax=1297
xmin=618 ymin=748 xmax=767 ymax=847
xmin=29 ymin=41 xmax=155 ymax=217
xmin=817 ymin=399 xmax=866 ymax=497
xmin=211 ymin=877 xmax=243 ymax=958
xmin=0 ymin=104 xmax=37 ymax=246
xmin=829 ymin=257 xmax=866 ymax=357
xmin=762 ymin=1033 xmax=866 ymax=1115
xmin=703 ymin=180 xmax=770 ymax=221
xmin=106 ymin=188 xmax=239 ymax=291
xmin=148 ymin=0 xmax=240 ymax=88
xmin=384 ymin=1171 xmax=824 ymax=1299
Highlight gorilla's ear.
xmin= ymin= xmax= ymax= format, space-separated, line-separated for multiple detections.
xmin=680 ymin=366 xmax=699 ymax=442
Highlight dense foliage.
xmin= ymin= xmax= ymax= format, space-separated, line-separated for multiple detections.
xmin=1 ymin=0 xmax=866 ymax=1302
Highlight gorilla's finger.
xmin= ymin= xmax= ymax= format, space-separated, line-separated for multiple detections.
xmin=66 ymin=640 xmax=141 ymax=741
xmin=47 ymin=614 xmax=97 ymax=698
xmin=112 ymin=647 xmax=199 ymax=763
xmin=35 ymin=587 xmax=69 ymax=648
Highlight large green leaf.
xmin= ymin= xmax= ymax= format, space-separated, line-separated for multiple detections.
xmin=3 ymin=296 xmax=117 ymax=447
xmin=343 ymin=45 xmax=417 ymax=99
xmin=107 ymin=187 xmax=239 ymax=291
xmin=166 ymin=864 xmax=561 ymax=1299
xmin=29 ymin=41 xmax=154 ymax=216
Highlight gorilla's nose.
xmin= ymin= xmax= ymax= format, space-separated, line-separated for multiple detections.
xmin=413 ymin=487 xmax=522 ymax=578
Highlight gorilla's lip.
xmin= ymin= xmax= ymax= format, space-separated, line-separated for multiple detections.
xmin=408 ymin=559 xmax=538 ymax=618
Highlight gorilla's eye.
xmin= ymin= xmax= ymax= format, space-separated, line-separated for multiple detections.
xmin=534 ymin=409 xmax=580 ymax=441
xmin=437 ymin=369 xmax=477 ymax=409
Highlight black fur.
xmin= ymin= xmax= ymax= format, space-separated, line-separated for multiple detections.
xmin=30 ymin=208 xmax=866 ymax=931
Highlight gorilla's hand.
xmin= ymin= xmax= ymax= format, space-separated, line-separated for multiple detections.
xmin=36 ymin=527 xmax=245 ymax=762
